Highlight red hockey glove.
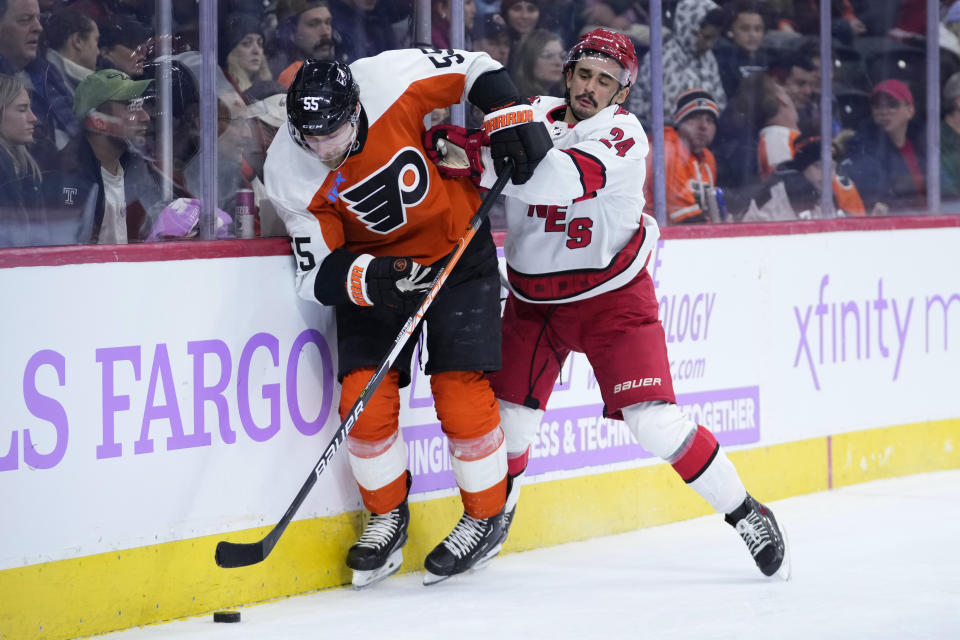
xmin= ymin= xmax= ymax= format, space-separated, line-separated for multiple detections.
xmin=483 ymin=104 xmax=552 ymax=185
xmin=346 ymin=253 xmax=436 ymax=315
xmin=423 ymin=124 xmax=488 ymax=187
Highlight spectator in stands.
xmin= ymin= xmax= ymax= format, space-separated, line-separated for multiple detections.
xmin=581 ymin=0 xmax=649 ymax=39
xmin=714 ymin=0 xmax=768 ymax=98
xmin=756 ymin=74 xmax=800 ymax=179
xmin=0 ymin=73 xmax=42 ymax=247
xmin=183 ymin=87 xmax=253 ymax=214
xmin=432 ymin=0 xmax=477 ymax=49
xmin=139 ymin=57 xmax=199 ymax=193
xmin=270 ymin=0 xmax=340 ymax=81
xmin=783 ymin=0 xmax=865 ymax=44
xmin=242 ymin=81 xmax=283 ymax=180
xmin=940 ymin=71 xmax=960 ymax=201
xmin=220 ymin=13 xmax=272 ymax=93
xmin=97 ymin=14 xmax=150 ymax=78
xmin=645 ymin=88 xmax=721 ymax=224
xmin=535 ymin=0 xmax=583 ymax=46
xmin=846 ymin=79 xmax=926 ymax=215
xmin=501 ymin=0 xmax=539 ymax=58
xmin=55 ymin=69 xmax=171 ymax=243
xmin=242 ymin=79 xmax=286 ymax=236
xmin=0 ymin=0 xmax=77 ymax=159
xmin=171 ymin=0 xmax=200 ymax=50
xmin=887 ymin=0 xmax=925 ymax=44
xmin=631 ymin=0 xmax=726 ymax=124
xmin=472 ymin=13 xmax=511 ymax=66
xmin=766 ymin=44 xmax=818 ymax=136
xmin=741 ymin=135 xmax=860 ymax=221
xmin=43 ymin=8 xmax=99 ymax=97
xmin=327 ymin=0 xmax=401 ymax=62
xmin=755 ymin=73 xmax=866 ymax=216
xmin=510 ymin=28 xmax=564 ymax=100
xmin=709 ymin=69 xmax=764 ymax=209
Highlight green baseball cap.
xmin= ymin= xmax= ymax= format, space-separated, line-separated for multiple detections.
xmin=74 ymin=69 xmax=153 ymax=117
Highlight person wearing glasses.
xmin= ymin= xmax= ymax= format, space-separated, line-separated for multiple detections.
xmin=53 ymin=69 xmax=172 ymax=243
xmin=846 ymin=78 xmax=926 ymax=216
xmin=510 ymin=28 xmax=565 ymax=100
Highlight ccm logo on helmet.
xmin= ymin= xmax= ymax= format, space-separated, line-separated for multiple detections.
xmin=613 ymin=377 xmax=662 ymax=393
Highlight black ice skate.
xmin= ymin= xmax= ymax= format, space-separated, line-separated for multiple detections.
xmin=725 ymin=494 xmax=791 ymax=580
xmin=346 ymin=501 xmax=409 ymax=589
xmin=422 ymin=510 xmax=506 ymax=585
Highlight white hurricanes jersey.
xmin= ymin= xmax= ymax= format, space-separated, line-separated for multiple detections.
xmin=480 ymin=96 xmax=660 ymax=304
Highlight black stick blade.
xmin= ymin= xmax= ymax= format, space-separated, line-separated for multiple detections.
xmin=215 ymin=539 xmax=267 ymax=568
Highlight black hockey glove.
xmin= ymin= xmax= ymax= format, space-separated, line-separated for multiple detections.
xmin=483 ymin=105 xmax=552 ymax=185
xmin=348 ymin=254 xmax=436 ymax=315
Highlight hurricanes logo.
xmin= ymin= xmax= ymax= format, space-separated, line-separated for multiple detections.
xmin=341 ymin=147 xmax=429 ymax=233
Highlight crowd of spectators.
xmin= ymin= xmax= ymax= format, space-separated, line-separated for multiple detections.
xmin=1 ymin=0 xmax=959 ymax=249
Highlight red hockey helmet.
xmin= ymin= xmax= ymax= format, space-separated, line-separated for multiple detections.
xmin=564 ymin=28 xmax=639 ymax=87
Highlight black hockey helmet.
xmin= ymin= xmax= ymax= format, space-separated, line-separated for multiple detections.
xmin=139 ymin=59 xmax=199 ymax=121
xmin=286 ymin=59 xmax=360 ymax=150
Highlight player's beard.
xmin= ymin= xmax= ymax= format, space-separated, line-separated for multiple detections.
xmin=568 ymin=92 xmax=599 ymax=121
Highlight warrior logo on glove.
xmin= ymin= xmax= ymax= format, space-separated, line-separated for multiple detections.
xmin=341 ymin=147 xmax=430 ymax=234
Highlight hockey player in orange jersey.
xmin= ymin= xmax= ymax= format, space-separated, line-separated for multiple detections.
xmin=264 ymin=52 xmax=551 ymax=587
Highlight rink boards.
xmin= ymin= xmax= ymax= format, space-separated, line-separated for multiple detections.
xmin=1 ymin=222 xmax=959 ymax=639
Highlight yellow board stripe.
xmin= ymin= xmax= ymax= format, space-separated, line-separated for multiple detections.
xmin=831 ymin=419 xmax=960 ymax=487
xmin=1 ymin=418 xmax=957 ymax=640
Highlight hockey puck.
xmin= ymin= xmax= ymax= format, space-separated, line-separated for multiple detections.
xmin=213 ymin=611 xmax=241 ymax=623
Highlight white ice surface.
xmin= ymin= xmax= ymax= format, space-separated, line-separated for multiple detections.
xmin=100 ymin=470 xmax=960 ymax=640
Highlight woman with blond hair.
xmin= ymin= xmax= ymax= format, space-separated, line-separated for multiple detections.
xmin=0 ymin=74 xmax=44 ymax=248
xmin=220 ymin=13 xmax=273 ymax=93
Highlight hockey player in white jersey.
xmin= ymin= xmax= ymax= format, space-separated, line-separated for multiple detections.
xmin=425 ymin=28 xmax=789 ymax=579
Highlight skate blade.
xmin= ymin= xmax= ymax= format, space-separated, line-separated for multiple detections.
xmin=351 ymin=548 xmax=403 ymax=589
xmin=772 ymin=524 xmax=792 ymax=582
xmin=422 ymin=542 xmax=504 ymax=586
xmin=422 ymin=571 xmax=452 ymax=586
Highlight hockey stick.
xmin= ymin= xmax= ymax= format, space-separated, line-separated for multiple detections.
xmin=215 ymin=161 xmax=514 ymax=568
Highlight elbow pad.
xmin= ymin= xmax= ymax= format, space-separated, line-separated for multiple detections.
xmin=468 ymin=68 xmax=522 ymax=114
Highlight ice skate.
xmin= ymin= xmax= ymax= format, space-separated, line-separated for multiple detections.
xmin=423 ymin=510 xmax=506 ymax=585
xmin=725 ymin=494 xmax=791 ymax=580
xmin=347 ymin=501 xmax=409 ymax=589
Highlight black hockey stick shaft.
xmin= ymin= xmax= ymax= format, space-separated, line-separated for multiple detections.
xmin=215 ymin=162 xmax=514 ymax=568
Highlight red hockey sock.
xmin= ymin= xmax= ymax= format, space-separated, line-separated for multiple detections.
xmin=670 ymin=425 xmax=719 ymax=483
xmin=507 ymin=448 xmax=529 ymax=476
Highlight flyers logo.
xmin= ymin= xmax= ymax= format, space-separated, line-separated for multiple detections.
xmin=341 ymin=147 xmax=429 ymax=234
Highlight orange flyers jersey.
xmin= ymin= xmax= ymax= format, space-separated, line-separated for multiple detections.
xmin=757 ymin=125 xmax=866 ymax=216
xmin=644 ymin=126 xmax=717 ymax=224
xmin=835 ymin=173 xmax=866 ymax=216
xmin=264 ymin=48 xmax=501 ymax=304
